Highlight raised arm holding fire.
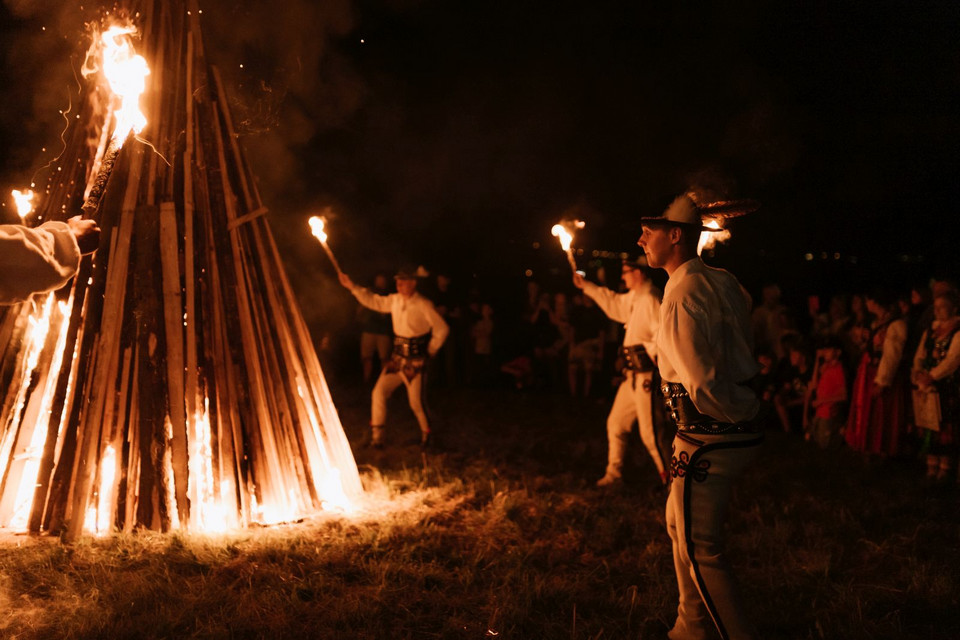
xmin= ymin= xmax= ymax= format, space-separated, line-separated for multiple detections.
xmin=339 ymin=266 xmax=449 ymax=449
xmin=572 ymin=256 xmax=666 ymax=487
xmin=0 ymin=216 xmax=101 ymax=305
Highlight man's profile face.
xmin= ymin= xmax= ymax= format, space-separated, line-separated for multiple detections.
xmin=637 ymin=224 xmax=672 ymax=269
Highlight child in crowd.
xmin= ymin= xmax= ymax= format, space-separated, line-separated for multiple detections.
xmin=806 ymin=337 xmax=848 ymax=450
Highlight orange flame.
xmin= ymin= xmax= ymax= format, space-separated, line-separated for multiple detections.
xmin=84 ymin=23 xmax=150 ymax=147
xmin=697 ymin=219 xmax=731 ymax=255
xmin=308 ymin=216 xmax=327 ymax=243
xmin=11 ymin=189 xmax=35 ymax=219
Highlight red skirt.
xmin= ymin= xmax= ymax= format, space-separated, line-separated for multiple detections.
xmin=846 ymin=356 xmax=907 ymax=455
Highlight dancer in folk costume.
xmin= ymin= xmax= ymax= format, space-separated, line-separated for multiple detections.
xmin=912 ymin=290 xmax=960 ymax=482
xmin=0 ymin=217 xmax=100 ymax=304
xmin=639 ymin=194 xmax=762 ymax=640
xmin=845 ymin=290 xmax=909 ymax=457
xmin=339 ymin=266 xmax=449 ymax=448
xmin=573 ymin=256 xmax=667 ymax=486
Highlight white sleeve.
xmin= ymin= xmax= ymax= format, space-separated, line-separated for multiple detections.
xmin=930 ymin=332 xmax=960 ymax=381
xmin=875 ymin=320 xmax=907 ymax=387
xmin=0 ymin=221 xmax=81 ymax=304
xmin=582 ymin=281 xmax=631 ymax=324
xmin=661 ymin=298 xmax=757 ymax=424
xmin=350 ymin=287 xmax=392 ymax=313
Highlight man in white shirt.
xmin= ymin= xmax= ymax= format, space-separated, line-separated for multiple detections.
xmin=0 ymin=216 xmax=100 ymax=304
xmin=573 ymin=257 xmax=667 ymax=486
xmin=339 ymin=266 xmax=449 ymax=448
xmin=638 ymin=194 xmax=762 ymax=640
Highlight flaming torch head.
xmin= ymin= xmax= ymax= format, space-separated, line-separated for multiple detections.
xmin=85 ymin=24 xmax=150 ymax=147
xmin=308 ymin=216 xmax=328 ymax=243
xmin=11 ymin=189 xmax=35 ymax=220
xmin=697 ymin=218 xmax=731 ymax=255
xmin=551 ymin=224 xmax=572 ymax=251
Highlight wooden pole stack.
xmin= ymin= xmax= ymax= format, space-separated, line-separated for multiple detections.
xmin=0 ymin=0 xmax=363 ymax=541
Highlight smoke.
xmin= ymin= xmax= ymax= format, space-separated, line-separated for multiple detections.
xmin=200 ymin=0 xmax=363 ymax=209
xmin=0 ymin=2 xmax=100 ymax=183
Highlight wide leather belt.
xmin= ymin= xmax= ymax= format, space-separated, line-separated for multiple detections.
xmin=622 ymin=344 xmax=655 ymax=373
xmin=660 ymin=381 xmax=757 ymax=435
xmin=393 ymin=334 xmax=430 ymax=359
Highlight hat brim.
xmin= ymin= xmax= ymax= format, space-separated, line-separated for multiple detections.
xmin=696 ymin=199 xmax=761 ymax=219
xmin=638 ymin=217 xmax=717 ymax=232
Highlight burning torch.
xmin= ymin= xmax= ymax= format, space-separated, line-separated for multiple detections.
xmin=308 ymin=215 xmax=343 ymax=276
xmin=11 ymin=189 xmax=35 ymax=221
xmin=81 ymin=24 xmax=150 ymax=218
xmin=551 ymin=220 xmax=585 ymax=273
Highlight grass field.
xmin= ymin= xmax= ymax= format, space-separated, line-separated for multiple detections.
xmin=1 ymin=385 xmax=958 ymax=639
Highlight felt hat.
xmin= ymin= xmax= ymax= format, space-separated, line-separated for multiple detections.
xmin=640 ymin=194 xmax=760 ymax=231
xmin=394 ymin=264 xmax=430 ymax=280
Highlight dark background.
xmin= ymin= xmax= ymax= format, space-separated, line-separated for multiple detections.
xmin=1 ymin=1 xmax=958 ymax=327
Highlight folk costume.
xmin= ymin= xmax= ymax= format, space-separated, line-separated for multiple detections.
xmin=0 ymin=221 xmax=81 ymax=304
xmin=581 ymin=261 xmax=666 ymax=485
xmin=845 ymin=316 xmax=908 ymax=455
xmin=347 ymin=268 xmax=449 ymax=447
xmin=912 ymin=317 xmax=960 ymax=479
xmin=643 ymin=195 xmax=763 ymax=640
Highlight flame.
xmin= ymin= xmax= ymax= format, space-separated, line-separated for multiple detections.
xmin=308 ymin=216 xmax=327 ymax=243
xmin=11 ymin=189 xmax=35 ymax=219
xmin=551 ymin=220 xmax=584 ymax=251
xmin=188 ymin=397 xmax=236 ymax=532
xmin=697 ymin=219 xmax=731 ymax=255
xmin=85 ymin=23 xmax=150 ymax=147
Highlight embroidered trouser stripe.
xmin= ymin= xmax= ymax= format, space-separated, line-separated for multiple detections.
xmin=666 ymin=431 xmax=763 ymax=640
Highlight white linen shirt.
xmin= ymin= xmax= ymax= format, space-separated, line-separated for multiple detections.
xmin=874 ymin=318 xmax=907 ymax=387
xmin=656 ymin=257 xmax=760 ymax=424
xmin=0 ymin=221 xmax=81 ymax=304
xmin=581 ymin=280 xmax=660 ymax=356
xmin=350 ymin=288 xmax=449 ymax=355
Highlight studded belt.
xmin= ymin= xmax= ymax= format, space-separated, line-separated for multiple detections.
xmin=622 ymin=344 xmax=655 ymax=373
xmin=660 ymin=381 xmax=758 ymax=434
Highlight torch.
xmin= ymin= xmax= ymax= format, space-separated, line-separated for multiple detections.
xmin=81 ymin=24 xmax=150 ymax=218
xmin=551 ymin=220 xmax=585 ymax=274
xmin=308 ymin=215 xmax=343 ymax=276
xmin=11 ymin=189 xmax=35 ymax=221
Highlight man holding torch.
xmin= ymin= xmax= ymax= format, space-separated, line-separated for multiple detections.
xmin=572 ymin=257 xmax=666 ymax=487
xmin=339 ymin=266 xmax=449 ymax=449
xmin=0 ymin=216 xmax=101 ymax=304
xmin=638 ymin=194 xmax=761 ymax=640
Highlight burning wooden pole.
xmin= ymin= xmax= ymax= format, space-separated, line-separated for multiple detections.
xmin=0 ymin=0 xmax=364 ymax=541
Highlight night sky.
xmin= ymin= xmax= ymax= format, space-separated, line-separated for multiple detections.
xmin=2 ymin=1 xmax=959 ymax=301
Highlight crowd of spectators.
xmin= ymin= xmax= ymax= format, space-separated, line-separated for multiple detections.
xmin=340 ymin=268 xmax=960 ymax=484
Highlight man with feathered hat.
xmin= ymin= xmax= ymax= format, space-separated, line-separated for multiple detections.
xmin=573 ymin=255 xmax=666 ymax=487
xmin=638 ymin=193 xmax=762 ymax=640
xmin=339 ymin=265 xmax=449 ymax=448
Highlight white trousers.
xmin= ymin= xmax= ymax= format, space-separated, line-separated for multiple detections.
xmin=371 ymin=367 xmax=430 ymax=443
xmin=605 ymin=371 xmax=665 ymax=479
xmin=666 ymin=430 xmax=763 ymax=640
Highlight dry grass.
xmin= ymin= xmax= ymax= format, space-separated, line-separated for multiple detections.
xmin=1 ymin=387 xmax=958 ymax=639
